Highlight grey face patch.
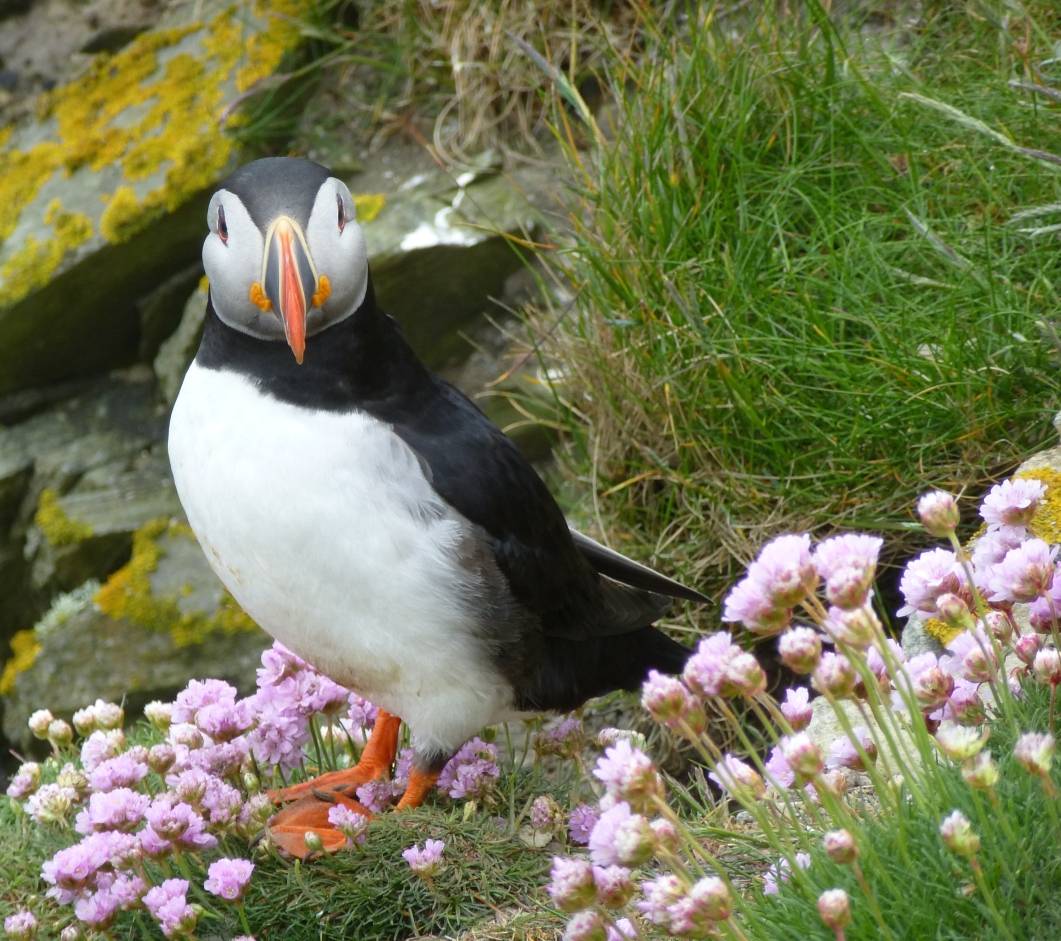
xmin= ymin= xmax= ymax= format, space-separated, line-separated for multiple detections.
xmin=221 ymin=157 xmax=332 ymax=231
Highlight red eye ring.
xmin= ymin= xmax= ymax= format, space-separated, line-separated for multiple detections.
xmin=336 ymin=193 xmax=346 ymax=233
xmin=217 ymin=205 xmax=228 ymax=244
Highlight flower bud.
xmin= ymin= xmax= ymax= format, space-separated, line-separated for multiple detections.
xmin=960 ymin=751 xmax=999 ymax=790
xmin=823 ymin=829 xmax=858 ymax=865
xmin=92 ymin=700 xmax=124 ymax=731
xmin=147 ymin=744 xmax=176 ymax=775
xmin=649 ymin=817 xmax=678 ymax=852
xmin=60 ymin=926 xmax=83 ymax=941
xmin=820 ymin=769 xmax=850 ymax=798
xmin=170 ymin=724 xmax=204 ymax=750
xmin=780 ymin=733 xmax=824 ymax=783
xmin=72 ymin=706 xmax=98 ymax=737
xmin=592 ymin=865 xmax=634 ymax=908
xmin=779 ymin=627 xmax=821 ymax=674
xmin=723 ymin=652 xmax=767 ymax=698
xmin=817 ymin=889 xmax=851 ymax=931
xmin=812 ymin=653 xmax=856 ymax=699
xmin=936 ymin=593 xmax=974 ymax=631
xmin=688 ymin=876 xmax=732 ymax=921
xmin=548 ymin=857 xmax=596 ymax=912
xmin=613 ymin=813 xmax=656 ymax=867
xmin=826 ymin=605 xmax=880 ymax=648
xmin=1014 ymin=732 xmax=1055 ymax=778
xmin=144 ymin=701 xmax=173 ymax=731
xmin=641 ymin=671 xmax=696 ymax=727
xmin=935 ymin=722 xmax=989 ymax=761
xmin=781 ymin=688 xmax=813 ymax=731
xmin=27 ymin=709 xmax=54 ymax=740
xmin=302 ymin=831 xmax=324 ymax=853
xmin=939 ymin=810 xmax=980 ymax=858
xmin=1016 ymin=634 xmax=1043 ymax=666
xmin=981 ymin=611 xmax=1012 ymax=644
xmin=242 ymin=771 xmax=260 ymax=794
xmin=825 ymin=566 xmax=871 ymax=610
xmin=1033 ymin=648 xmax=1061 ymax=686
xmin=913 ymin=665 xmax=954 ymax=709
xmin=47 ymin=719 xmax=73 ymax=748
xmin=563 ymin=911 xmax=606 ymax=941
xmin=918 ymin=490 xmax=960 ymax=537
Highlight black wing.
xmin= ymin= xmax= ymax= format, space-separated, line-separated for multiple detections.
xmin=385 ymin=374 xmax=702 ymax=638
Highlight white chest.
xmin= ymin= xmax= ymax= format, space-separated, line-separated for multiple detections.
xmin=167 ymin=363 xmax=511 ymax=746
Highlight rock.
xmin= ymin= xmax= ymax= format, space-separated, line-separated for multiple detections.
xmin=900 ymin=614 xmax=945 ymax=659
xmin=154 ymin=280 xmax=208 ymax=407
xmin=2 ymin=520 xmax=268 ymax=747
xmin=0 ymin=1 xmax=304 ymax=395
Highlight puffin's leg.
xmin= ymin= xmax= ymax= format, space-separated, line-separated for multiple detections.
xmin=268 ymin=790 xmax=370 ymax=859
xmin=395 ymin=751 xmax=448 ymax=810
xmin=268 ymin=709 xmax=401 ymax=804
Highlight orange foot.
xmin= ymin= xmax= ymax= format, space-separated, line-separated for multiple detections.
xmin=268 ymin=790 xmax=374 ymax=857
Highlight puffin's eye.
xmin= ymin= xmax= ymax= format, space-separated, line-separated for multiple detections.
xmin=217 ymin=205 xmax=228 ymax=244
xmin=336 ymin=193 xmax=346 ymax=234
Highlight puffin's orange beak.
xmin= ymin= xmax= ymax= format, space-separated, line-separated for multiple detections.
xmin=262 ymin=216 xmax=317 ymax=364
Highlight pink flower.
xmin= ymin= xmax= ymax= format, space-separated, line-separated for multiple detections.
xmin=763 ymin=852 xmax=811 ymax=895
xmin=980 ymin=478 xmax=1046 ymax=529
xmin=942 ymin=628 xmax=998 ymax=684
xmin=898 ymin=548 xmax=964 ymax=616
xmin=745 ymin=534 xmax=817 ymax=606
xmin=144 ymin=879 xmax=198 ymax=938
xmin=355 ymin=778 xmax=401 ymax=813
xmin=641 ymin=671 xmax=698 ymax=727
xmin=172 ymin=678 xmax=239 ymax=725
xmin=547 ymin=856 xmax=595 ymax=912
xmin=779 ymin=734 xmax=823 ymax=783
xmin=709 ymin=754 xmax=765 ymax=799
xmin=3 ymin=910 xmax=37 ymax=940
xmin=826 ymin=727 xmax=877 ymax=771
xmin=781 ymin=687 xmax=814 ymax=731
xmin=683 ymin=632 xmax=742 ymax=698
xmin=1014 ymin=732 xmax=1055 ymax=778
xmin=917 ymin=490 xmax=960 ymax=537
xmin=778 ymin=627 xmax=822 ymax=674
xmin=813 ymin=534 xmax=882 ymax=608
xmin=327 ymin=804 xmax=370 ymax=845
xmin=811 ymin=652 xmax=856 ymax=698
xmin=588 ymin=802 xmax=654 ymax=867
xmin=985 ymin=539 xmax=1057 ymax=604
xmin=971 ymin=526 xmax=1027 ymax=574
xmin=74 ymin=789 xmax=148 ymax=835
xmin=204 ymin=857 xmax=255 ymax=901
xmin=568 ymin=804 xmax=599 ymax=845
xmin=593 ymin=865 xmax=634 ymax=908
xmin=592 ymin=740 xmax=662 ymax=812
xmin=637 ymin=874 xmax=685 ymax=925
xmin=79 ymin=730 xmax=125 ymax=774
xmin=764 ymin=745 xmax=795 ymax=789
xmin=88 ymin=750 xmax=148 ymax=792
xmin=667 ymin=876 xmax=732 ymax=933
xmin=73 ymin=889 xmax=121 ymax=928
xmin=722 ymin=576 xmax=790 ymax=635
xmin=437 ymin=738 xmax=499 ymax=800
xmin=402 ymin=839 xmax=445 ymax=876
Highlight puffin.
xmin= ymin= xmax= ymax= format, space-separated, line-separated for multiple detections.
xmin=167 ymin=156 xmax=705 ymax=856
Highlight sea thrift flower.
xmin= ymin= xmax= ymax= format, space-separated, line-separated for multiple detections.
xmin=3 ymin=910 xmax=37 ymax=940
xmin=723 ymin=651 xmax=767 ymax=696
xmin=1016 ymin=634 xmax=1044 ymax=665
xmin=28 ymin=709 xmax=54 ymax=740
xmin=935 ymin=723 xmax=988 ymax=761
xmin=204 ymin=857 xmax=255 ymax=901
xmin=59 ymin=928 xmax=82 ymax=941
xmin=827 ymin=728 xmax=877 ymax=772
xmin=764 ymin=745 xmax=796 ymax=789
xmin=47 ymin=719 xmax=74 ymax=748
xmin=961 ymin=751 xmax=1000 ymax=790
xmin=568 ymin=804 xmax=599 ymax=846
xmin=148 ymin=744 xmax=177 ymax=774
xmin=592 ymin=865 xmax=634 ymax=908
xmin=722 ymin=575 xmax=790 ymax=635
xmin=403 ymin=839 xmax=445 ymax=877
xmin=746 ymin=533 xmax=817 ymax=606
xmin=637 ymin=874 xmax=685 ymax=925
xmin=709 ymin=754 xmax=766 ymax=800
xmin=825 ymin=605 xmax=880 ymax=648
xmin=906 ymin=653 xmax=954 ymax=710
xmin=593 ymin=739 xmax=663 ymax=812
xmin=324 ymin=805 xmax=369 ymax=847
xmin=986 ymin=539 xmax=1057 ymax=604
xmin=898 ymin=548 xmax=963 ymax=616
xmin=437 ymin=738 xmax=499 ymax=800
xmin=143 ymin=879 xmax=198 ymax=938
xmin=779 ymin=627 xmax=822 ymax=674
xmin=74 ymin=788 xmax=148 ymax=835
xmin=563 ymin=911 xmax=606 ymax=941
xmin=683 ymin=632 xmax=742 ymax=698
xmin=589 ymin=802 xmax=654 ymax=867
xmin=91 ymin=700 xmax=124 ymax=731
xmin=80 ymin=730 xmax=125 ymax=773
xmin=940 ymin=810 xmax=980 ymax=858
xmin=89 ymin=751 xmax=149 ymax=792
xmin=980 ymin=478 xmax=1046 ymax=529
xmin=668 ymin=876 xmax=732 ymax=934
xmin=763 ymin=852 xmax=811 ymax=895
xmin=355 ymin=778 xmax=400 ymax=813
xmin=918 ymin=490 xmax=959 ymax=537
xmin=649 ymin=817 xmax=678 ymax=851
xmin=780 ymin=733 xmax=823 ymax=782
xmin=26 ymin=783 xmax=79 ymax=825
xmin=144 ymin=701 xmax=173 ymax=730
xmin=72 ymin=705 xmax=98 ymax=736
xmin=641 ymin=670 xmax=698 ymax=728
xmin=6 ymin=762 xmax=41 ymax=799
xmin=1033 ymin=648 xmax=1061 ymax=686
xmin=818 ymin=888 xmax=851 ymax=932
xmin=548 ymin=857 xmax=595 ymax=911
xmin=944 ymin=629 xmax=999 ymax=685
xmin=536 ymin=716 xmax=584 ymax=757
xmin=936 ymin=593 xmax=974 ymax=632
xmin=606 ymin=918 xmax=636 ymax=941
xmin=812 ymin=652 xmax=856 ymax=698
xmin=530 ymin=795 xmax=563 ymax=832
xmin=823 ymin=829 xmax=858 ymax=864
xmin=814 ymin=534 xmax=882 ymax=608
xmin=1014 ymin=732 xmax=1055 ymax=779
xmin=781 ymin=687 xmax=813 ymax=730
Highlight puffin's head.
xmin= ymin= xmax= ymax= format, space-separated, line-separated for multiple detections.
xmin=202 ymin=157 xmax=368 ymax=364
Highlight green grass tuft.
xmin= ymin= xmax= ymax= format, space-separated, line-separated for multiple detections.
xmin=536 ymin=1 xmax=1061 ymax=605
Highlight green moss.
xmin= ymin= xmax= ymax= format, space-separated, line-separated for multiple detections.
xmin=94 ymin=517 xmax=259 ymax=648
xmin=0 ymin=629 xmax=41 ymax=695
xmin=34 ymin=488 xmax=94 ymax=547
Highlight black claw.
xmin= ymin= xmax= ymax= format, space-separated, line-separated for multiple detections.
xmin=311 ymin=788 xmax=337 ymax=803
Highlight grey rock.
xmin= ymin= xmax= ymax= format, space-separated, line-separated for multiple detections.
xmin=154 ymin=282 xmax=208 ymax=407
xmin=900 ymin=614 xmax=945 ymax=659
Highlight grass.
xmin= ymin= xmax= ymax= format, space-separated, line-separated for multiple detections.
xmin=533 ymin=0 xmax=1061 ymax=608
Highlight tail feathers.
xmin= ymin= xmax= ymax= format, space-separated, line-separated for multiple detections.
xmin=517 ymin=626 xmax=691 ymax=713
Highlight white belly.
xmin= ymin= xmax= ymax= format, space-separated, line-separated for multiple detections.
xmin=168 ymin=362 xmax=513 ymax=753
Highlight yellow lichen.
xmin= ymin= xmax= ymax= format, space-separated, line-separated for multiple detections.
xmin=0 ymin=629 xmax=42 ymax=695
xmin=354 ymin=193 xmax=386 ymax=223
xmin=1017 ymin=467 xmax=1061 ymax=544
xmin=34 ymin=488 xmax=94 ymax=547
xmin=94 ymin=518 xmax=259 ymax=647
xmin=0 ymin=199 xmax=93 ymax=307
xmin=0 ymin=3 xmax=305 ymax=295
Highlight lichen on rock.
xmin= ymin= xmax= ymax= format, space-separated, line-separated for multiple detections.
xmin=34 ymin=488 xmax=94 ymax=547
xmin=94 ymin=517 xmax=258 ymax=647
